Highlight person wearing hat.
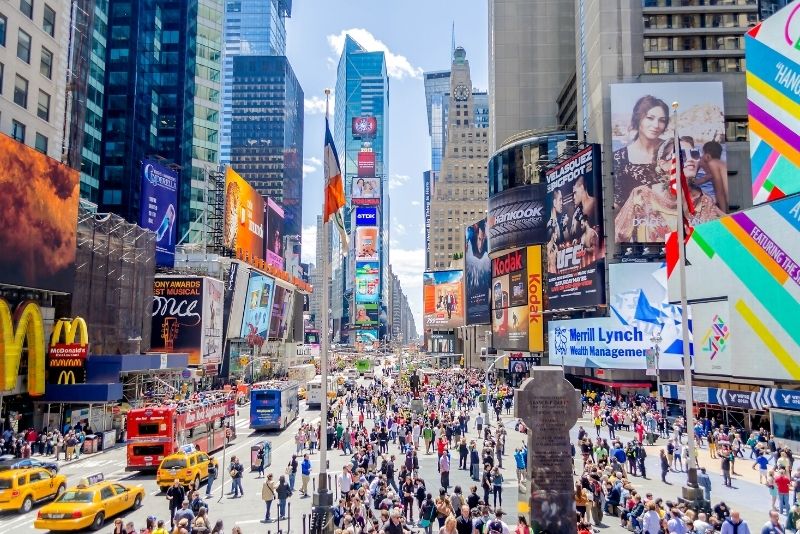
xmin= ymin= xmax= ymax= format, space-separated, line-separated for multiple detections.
xmin=489 ymin=508 xmax=510 ymax=534
xmin=173 ymin=501 xmax=194 ymax=529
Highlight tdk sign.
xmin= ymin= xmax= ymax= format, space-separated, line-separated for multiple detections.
xmin=355 ymin=207 xmax=377 ymax=226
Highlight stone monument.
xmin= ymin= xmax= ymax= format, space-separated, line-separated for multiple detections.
xmin=515 ymin=366 xmax=582 ymax=534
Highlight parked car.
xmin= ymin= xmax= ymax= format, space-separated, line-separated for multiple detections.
xmin=0 ymin=456 xmax=59 ymax=475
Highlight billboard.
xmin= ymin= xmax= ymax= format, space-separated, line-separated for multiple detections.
xmin=548 ymin=263 xmax=690 ymax=370
xmin=352 ymin=116 xmax=378 ymax=138
xmin=610 ymin=82 xmax=727 ymax=244
xmin=745 ymin=2 xmax=800 ymax=204
xmin=240 ymin=272 xmax=274 ymax=340
xmin=351 ymin=177 xmax=381 ymax=206
xmin=139 ymin=159 xmax=178 ymax=267
xmin=355 ymin=262 xmax=380 ymax=303
xmin=357 ymin=151 xmax=376 ymax=177
xmin=490 ymin=247 xmax=543 ymax=352
xmin=223 ymin=167 xmax=264 ymax=260
xmin=202 ymin=277 xmax=224 ymax=365
xmin=545 ymin=144 xmax=605 ymax=309
xmin=151 ymin=276 xmax=206 ymax=366
xmin=465 ymin=218 xmax=491 ymax=325
xmin=354 ymin=207 xmax=378 ymax=227
xmin=424 ymin=171 xmax=432 ymax=263
xmin=269 ymin=283 xmax=290 ymax=339
xmin=672 ymin=194 xmax=800 ymax=381
xmin=487 ymin=183 xmax=547 ymax=253
xmin=354 ymin=302 xmax=379 ymax=326
xmin=0 ymin=134 xmax=79 ymax=293
xmin=423 ymin=270 xmax=465 ymax=329
xmin=265 ymin=198 xmax=284 ymax=269
xmin=355 ymin=227 xmax=379 ymax=262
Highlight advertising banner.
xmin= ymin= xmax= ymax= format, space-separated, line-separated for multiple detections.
xmin=202 ymin=277 xmax=224 ymax=365
xmin=549 ymin=263 xmax=690 ymax=369
xmin=265 ymin=198 xmax=284 ymax=269
xmin=355 ymin=302 xmax=379 ymax=326
xmin=491 ymin=248 xmax=529 ymax=351
xmin=0 ymin=135 xmax=79 ymax=293
xmin=692 ymin=300 xmax=732 ymax=376
xmin=355 ymin=227 xmax=379 ymax=261
xmin=465 ymin=219 xmax=491 ymax=325
xmin=487 ymin=183 xmax=547 ymax=253
xmin=354 ymin=206 xmax=378 ymax=227
xmin=240 ymin=273 xmax=275 ymax=340
xmin=610 ymin=82 xmax=727 ymax=244
xmin=354 ymin=329 xmax=379 ymax=345
xmin=352 ymin=177 xmax=381 ymax=206
xmin=139 ymin=160 xmax=178 ymax=267
xmin=223 ymin=167 xmax=264 ymax=260
xmin=269 ymin=283 xmax=291 ymax=339
xmin=423 ymin=270 xmax=465 ymax=329
xmin=352 ymin=116 xmax=378 ymax=138
xmin=673 ymin=194 xmax=800 ymax=381
xmin=527 ymin=246 xmax=544 ymax=352
xmin=151 ymin=276 xmax=205 ymax=366
xmin=424 ymin=171 xmax=433 ymax=264
xmin=357 ymin=151 xmax=376 ymax=177
xmin=48 ymin=345 xmax=87 ymax=384
xmin=545 ymin=144 xmax=606 ymax=309
xmin=355 ymin=262 xmax=380 ymax=304
xmin=745 ymin=1 xmax=800 ymax=204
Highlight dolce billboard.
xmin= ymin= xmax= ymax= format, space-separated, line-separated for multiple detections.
xmin=487 ymin=184 xmax=547 ymax=253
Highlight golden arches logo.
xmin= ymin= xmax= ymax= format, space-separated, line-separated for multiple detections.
xmin=0 ymin=299 xmax=46 ymax=396
xmin=57 ymin=371 xmax=77 ymax=384
xmin=51 ymin=317 xmax=89 ymax=346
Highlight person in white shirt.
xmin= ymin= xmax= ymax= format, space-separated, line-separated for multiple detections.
xmin=693 ymin=512 xmax=713 ymax=534
xmin=338 ymin=465 xmax=352 ymax=495
xmin=641 ymin=502 xmax=662 ymax=534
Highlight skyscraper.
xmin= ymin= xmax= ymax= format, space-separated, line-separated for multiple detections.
xmin=333 ymin=35 xmax=389 ymax=344
xmin=220 ymin=0 xmax=290 ymax=164
xmin=100 ymin=0 xmax=223 ymax=243
xmin=229 ymin=55 xmax=304 ymax=237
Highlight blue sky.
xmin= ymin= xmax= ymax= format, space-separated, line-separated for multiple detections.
xmin=287 ymin=0 xmax=489 ymax=329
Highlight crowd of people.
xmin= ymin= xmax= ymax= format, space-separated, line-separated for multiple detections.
xmin=1 ymin=423 xmax=92 ymax=461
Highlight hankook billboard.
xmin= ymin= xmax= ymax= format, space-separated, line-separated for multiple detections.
xmin=487 ymin=183 xmax=547 ymax=253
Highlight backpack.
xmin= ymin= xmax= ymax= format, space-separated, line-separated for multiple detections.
xmin=487 ymin=520 xmax=504 ymax=534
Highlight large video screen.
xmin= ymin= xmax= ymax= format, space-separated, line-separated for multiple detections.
xmin=140 ymin=160 xmax=178 ymax=267
xmin=355 ymin=262 xmax=380 ymax=304
xmin=240 ymin=273 xmax=275 ymax=339
xmin=423 ymin=270 xmax=465 ymax=329
xmin=224 ymin=167 xmax=265 ymax=260
xmin=465 ymin=218 xmax=491 ymax=325
xmin=490 ymin=247 xmax=544 ymax=352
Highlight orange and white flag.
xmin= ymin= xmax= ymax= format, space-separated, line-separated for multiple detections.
xmin=324 ymin=118 xmax=348 ymax=254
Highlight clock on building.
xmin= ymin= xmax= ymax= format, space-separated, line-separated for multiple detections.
xmin=454 ymin=84 xmax=470 ymax=101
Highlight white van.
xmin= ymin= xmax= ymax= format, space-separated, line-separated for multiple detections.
xmin=344 ymin=368 xmax=359 ymax=380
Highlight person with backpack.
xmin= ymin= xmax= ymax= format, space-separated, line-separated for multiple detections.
xmin=486 ymin=509 xmax=510 ymax=534
xmin=256 ymin=446 xmax=266 ymax=478
xmin=419 ymin=493 xmax=437 ymax=534
xmin=261 ymin=473 xmax=276 ymax=523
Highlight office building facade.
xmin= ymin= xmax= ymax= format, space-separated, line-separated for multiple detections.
xmin=220 ymin=0 xmax=290 ymax=164
xmin=229 ymin=55 xmax=303 ymax=237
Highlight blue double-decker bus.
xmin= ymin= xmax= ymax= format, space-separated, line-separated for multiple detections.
xmin=250 ymin=380 xmax=300 ymax=430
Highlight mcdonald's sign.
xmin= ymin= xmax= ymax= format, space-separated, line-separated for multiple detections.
xmin=0 ymin=299 xmax=46 ymax=396
xmin=56 ymin=370 xmax=78 ymax=384
xmin=48 ymin=317 xmax=89 ymax=385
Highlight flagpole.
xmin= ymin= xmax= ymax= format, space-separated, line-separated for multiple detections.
xmin=313 ymin=88 xmax=333 ymax=531
xmin=673 ymin=101 xmax=699 ymax=492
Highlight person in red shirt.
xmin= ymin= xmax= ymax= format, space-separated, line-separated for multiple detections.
xmin=775 ymin=469 xmax=792 ymax=515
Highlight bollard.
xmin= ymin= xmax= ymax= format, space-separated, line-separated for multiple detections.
xmin=312 ymin=478 xmax=316 ymax=492
xmin=287 ymin=501 xmax=291 ymax=533
xmin=302 ymin=513 xmax=307 ymax=534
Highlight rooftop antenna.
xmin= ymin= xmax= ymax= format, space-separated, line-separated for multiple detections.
xmin=451 ymin=21 xmax=456 ymax=60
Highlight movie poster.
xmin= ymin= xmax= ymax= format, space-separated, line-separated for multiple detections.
xmin=465 ymin=219 xmax=491 ymax=325
xmin=151 ymin=276 xmax=204 ymax=365
xmin=545 ymin=144 xmax=606 ymax=309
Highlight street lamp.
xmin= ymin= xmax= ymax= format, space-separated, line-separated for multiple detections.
xmin=649 ymin=332 xmax=662 ymax=414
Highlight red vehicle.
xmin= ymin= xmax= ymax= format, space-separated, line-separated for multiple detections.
xmin=125 ymin=392 xmax=237 ymax=471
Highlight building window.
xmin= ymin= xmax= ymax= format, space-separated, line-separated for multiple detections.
xmin=20 ymin=0 xmax=33 ymax=19
xmin=17 ymin=29 xmax=31 ymax=63
xmin=0 ymin=13 xmax=7 ymax=46
xmin=0 ymin=62 xmax=3 ymax=94
xmin=11 ymin=120 xmax=25 ymax=142
xmin=40 ymin=46 xmax=52 ymax=78
xmin=34 ymin=132 xmax=47 ymax=153
xmin=42 ymin=4 xmax=55 ymax=36
xmin=37 ymin=90 xmax=50 ymax=121
xmin=14 ymin=74 xmax=28 ymax=108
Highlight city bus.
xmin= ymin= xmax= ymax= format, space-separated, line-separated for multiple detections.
xmin=249 ymin=381 xmax=300 ymax=430
xmin=125 ymin=391 xmax=236 ymax=471
xmin=307 ymin=375 xmax=337 ymax=409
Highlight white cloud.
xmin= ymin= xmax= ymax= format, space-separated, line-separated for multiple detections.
xmin=303 ymin=157 xmax=323 ymax=178
xmin=306 ymin=157 xmax=322 ymax=167
xmin=389 ymin=247 xmax=426 ymax=332
xmin=410 ymin=200 xmax=421 ymax=206
xmin=305 ymin=95 xmax=334 ymax=115
xmin=301 ymin=225 xmax=317 ymax=265
xmin=327 ymin=29 xmax=423 ymax=80
xmin=391 ymin=220 xmax=407 ymax=236
xmin=303 ymin=164 xmax=317 ymax=177
xmin=389 ymin=174 xmax=410 ymax=190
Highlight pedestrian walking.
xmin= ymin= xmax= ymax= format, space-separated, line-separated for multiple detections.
xmin=660 ymin=449 xmax=670 ymax=484
xmin=166 ymin=479 xmax=185 ymax=528
xmin=261 ymin=473 xmax=276 ymax=522
xmin=205 ymin=457 xmax=217 ymax=497
xmin=228 ymin=455 xmax=244 ymax=498
xmin=491 ymin=466 xmax=504 ymax=507
xmin=722 ymin=452 xmax=733 ymax=487
xmin=276 ymin=475 xmax=290 ymax=519
xmin=300 ymin=453 xmax=312 ymax=496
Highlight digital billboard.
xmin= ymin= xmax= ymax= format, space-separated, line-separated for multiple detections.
xmin=355 ymin=227 xmax=379 ymax=262
xmin=224 ymin=167 xmax=264 ymax=260
xmin=490 ymin=247 xmax=544 ymax=352
xmin=423 ymin=270 xmax=465 ymax=329
xmin=151 ymin=276 xmax=206 ymax=365
xmin=240 ymin=272 xmax=275 ymax=340
xmin=269 ymin=283 xmax=292 ymax=339
xmin=352 ymin=177 xmax=381 ymax=206
xmin=352 ymin=116 xmax=378 ymax=138
xmin=424 ymin=171 xmax=433 ymax=261
xmin=0 ymin=134 xmax=79 ymax=293
xmin=745 ymin=2 xmax=800 ymax=204
xmin=355 ymin=262 xmax=380 ymax=304
xmin=610 ymin=82 xmax=727 ymax=244
xmin=139 ymin=160 xmax=178 ymax=267
xmin=357 ymin=151 xmax=376 ymax=177
xmin=354 ymin=206 xmax=378 ymax=227
xmin=465 ymin=218 xmax=491 ymax=325
xmin=545 ymin=144 xmax=606 ymax=309
xmin=265 ymin=198 xmax=284 ymax=269
xmin=202 ymin=277 xmax=224 ymax=366
xmin=354 ymin=302 xmax=379 ymax=326
xmin=487 ymin=183 xmax=547 ymax=253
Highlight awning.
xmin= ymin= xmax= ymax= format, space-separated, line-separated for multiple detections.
xmin=582 ymin=377 xmax=653 ymax=389
xmin=38 ymin=383 xmax=123 ymax=403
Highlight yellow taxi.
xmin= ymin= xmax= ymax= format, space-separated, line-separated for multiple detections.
xmin=34 ymin=474 xmax=144 ymax=531
xmin=298 ymin=387 xmax=307 ymax=400
xmin=156 ymin=448 xmax=210 ymax=493
xmin=336 ymin=375 xmax=346 ymax=385
xmin=0 ymin=467 xmax=67 ymax=513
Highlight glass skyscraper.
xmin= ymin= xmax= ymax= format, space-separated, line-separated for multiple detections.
xmin=333 ymin=35 xmax=389 ymax=343
xmin=230 ymin=55 xmax=304 ymax=237
xmin=100 ymin=0 xmax=223 ymax=243
xmin=220 ymin=0 xmax=290 ymax=164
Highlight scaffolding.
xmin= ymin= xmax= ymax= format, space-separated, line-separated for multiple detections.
xmin=71 ymin=200 xmax=156 ymax=355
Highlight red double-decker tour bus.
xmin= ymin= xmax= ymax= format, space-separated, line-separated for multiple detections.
xmin=126 ymin=392 xmax=237 ymax=470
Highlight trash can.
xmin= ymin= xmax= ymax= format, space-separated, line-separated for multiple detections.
xmin=250 ymin=440 xmax=272 ymax=471
xmin=82 ymin=435 xmax=98 ymax=454
xmin=647 ymin=432 xmax=658 ymax=446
